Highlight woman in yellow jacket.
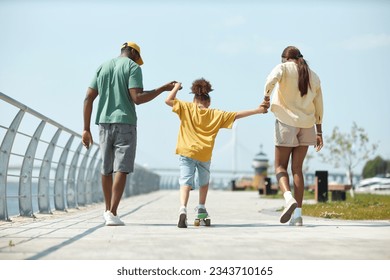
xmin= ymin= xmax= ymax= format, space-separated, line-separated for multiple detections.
xmin=263 ymin=46 xmax=324 ymax=226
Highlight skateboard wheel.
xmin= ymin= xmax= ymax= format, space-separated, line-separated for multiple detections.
xmin=194 ymin=219 xmax=200 ymax=226
xmin=205 ymin=219 xmax=211 ymax=226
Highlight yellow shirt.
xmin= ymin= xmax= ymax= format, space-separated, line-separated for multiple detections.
xmin=172 ymin=99 xmax=237 ymax=162
xmin=264 ymin=61 xmax=323 ymax=128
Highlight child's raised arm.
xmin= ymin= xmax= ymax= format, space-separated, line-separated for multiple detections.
xmin=234 ymin=100 xmax=270 ymax=120
xmin=165 ymin=82 xmax=182 ymax=107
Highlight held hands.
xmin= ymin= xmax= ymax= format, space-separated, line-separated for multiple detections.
xmin=173 ymin=82 xmax=182 ymax=91
xmin=259 ymin=100 xmax=270 ymax=114
xmin=165 ymin=81 xmax=182 ymax=107
xmin=164 ymin=81 xmax=183 ymax=91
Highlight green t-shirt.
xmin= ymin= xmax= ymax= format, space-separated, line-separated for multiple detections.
xmin=90 ymin=57 xmax=143 ymax=125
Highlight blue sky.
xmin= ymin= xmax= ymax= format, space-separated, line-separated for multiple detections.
xmin=1 ymin=0 xmax=389 ymax=176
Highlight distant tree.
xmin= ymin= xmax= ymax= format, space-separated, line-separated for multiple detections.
xmin=362 ymin=156 xmax=389 ymax=178
xmin=319 ymin=122 xmax=378 ymax=197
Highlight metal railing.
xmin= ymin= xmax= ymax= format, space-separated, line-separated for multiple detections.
xmin=0 ymin=92 xmax=160 ymax=221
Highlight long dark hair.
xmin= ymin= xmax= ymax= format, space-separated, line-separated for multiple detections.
xmin=281 ymin=46 xmax=311 ymax=97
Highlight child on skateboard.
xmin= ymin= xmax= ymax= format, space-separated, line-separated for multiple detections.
xmin=165 ymin=78 xmax=269 ymax=228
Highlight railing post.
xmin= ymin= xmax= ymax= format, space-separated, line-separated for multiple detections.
xmin=0 ymin=110 xmax=25 ymax=221
xmin=38 ymin=128 xmax=61 ymax=214
xmin=54 ymin=135 xmax=74 ymax=211
xmin=66 ymin=142 xmax=83 ymax=209
xmin=92 ymin=158 xmax=102 ymax=203
xmin=85 ymin=148 xmax=99 ymax=204
xmin=19 ymin=120 xmax=45 ymax=217
xmin=76 ymin=147 xmax=91 ymax=206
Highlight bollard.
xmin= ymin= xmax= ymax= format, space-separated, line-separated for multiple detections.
xmin=315 ymin=171 xmax=328 ymax=202
xmin=231 ymin=180 xmax=236 ymax=191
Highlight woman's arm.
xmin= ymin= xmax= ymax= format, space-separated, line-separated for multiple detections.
xmin=264 ymin=64 xmax=283 ymax=100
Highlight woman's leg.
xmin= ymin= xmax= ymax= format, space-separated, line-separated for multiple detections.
xmin=291 ymin=146 xmax=309 ymax=208
xmin=275 ymin=146 xmax=293 ymax=193
xmin=275 ymin=146 xmax=299 ymax=223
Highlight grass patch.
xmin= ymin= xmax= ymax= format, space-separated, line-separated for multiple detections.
xmin=262 ymin=190 xmax=390 ymax=220
xmin=303 ymin=192 xmax=390 ymax=220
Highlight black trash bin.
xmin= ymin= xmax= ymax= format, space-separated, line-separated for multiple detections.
xmin=231 ymin=180 xmax=236 ymax=191
xmin=315 ymin=171 xmax=328 ymax=202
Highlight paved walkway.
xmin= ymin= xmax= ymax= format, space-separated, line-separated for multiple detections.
xmin=0 ymin=190 xmax=389 ymax=260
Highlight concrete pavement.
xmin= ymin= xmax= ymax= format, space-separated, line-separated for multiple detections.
xmin=0 ymin=190 xmax=389 ymax=260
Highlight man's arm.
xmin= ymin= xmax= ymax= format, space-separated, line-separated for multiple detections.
xmin=129 ymin=81 xmax=177 ymax=105
xmin=82 ymin=87 xmax=98 ymax=149
xmin=165 ymin=82 xmax=182 ymax=107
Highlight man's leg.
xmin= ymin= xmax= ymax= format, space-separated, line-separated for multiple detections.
xmin=110 ymin=172 xmax=127 ymax=216
xmin=101 ymin=174 xmax=113 ymax=211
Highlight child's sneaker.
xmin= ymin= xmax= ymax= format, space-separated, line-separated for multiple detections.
xmin=178 ymin=208 xmax=187 ymax=228
xmin=289 ymin=216 xmax=303 ymax=226
xmin=195 ymin=206 xmax=208 ymax=219
xmin=280 ymin=198 xmax=298 ymax=223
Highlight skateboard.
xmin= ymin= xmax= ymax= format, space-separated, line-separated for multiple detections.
xmin=194 ymin=217 xmax=211 ymax=226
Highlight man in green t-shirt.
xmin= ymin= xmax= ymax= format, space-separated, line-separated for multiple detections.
xmin=82 ymin=41 xmax=176 ymax=226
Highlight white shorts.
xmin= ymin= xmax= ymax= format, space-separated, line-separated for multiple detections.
xmin=274 ymin=120 xmax=316 ymax=147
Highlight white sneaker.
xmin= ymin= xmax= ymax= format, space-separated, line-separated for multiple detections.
xmin=178 ymin=208 xmax=187 ymax=228
xmin=105 ymin=211 xmax=125 ymax=226
xmin=280 ymin=198 xmax=298 ymax=223
xmin=103 ymin=210 xmax=110 ymax=222
xmin=289 ymin=216 xmax=303 ymax=226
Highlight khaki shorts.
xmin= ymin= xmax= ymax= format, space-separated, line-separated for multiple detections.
xmin=274 ymin=120 xmax=316 ymax=147
xmin=99 ymin=123 xmax=137 ymax=175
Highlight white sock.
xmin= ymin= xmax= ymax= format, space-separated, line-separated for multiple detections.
xmin=283 ymin=191 xmax=293 ymax=203
xmin=198 ymin=204 xmax=206 ymax=209
xmin=179 ymin=206 xmax=187 ymax=213
xmin=294 ymin=208 xmax=302 ymax=218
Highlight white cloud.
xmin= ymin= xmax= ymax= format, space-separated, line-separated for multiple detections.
xmin=339 ymin=33 xmax=390 ymax=50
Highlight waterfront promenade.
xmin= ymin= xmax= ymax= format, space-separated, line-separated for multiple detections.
xmin=0 ymin=189 xmax=389 ymax=260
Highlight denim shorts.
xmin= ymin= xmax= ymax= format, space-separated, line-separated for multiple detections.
xmin=99 ymin=123 xmax=137 ymax=175
xmin=274 ymin=119 xmax=316 ymax=147
xmin=178 ymin=155 xmax=211 ymax=189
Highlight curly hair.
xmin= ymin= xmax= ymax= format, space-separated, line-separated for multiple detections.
xmin=191 ymin=78 xmax=213 ymax=95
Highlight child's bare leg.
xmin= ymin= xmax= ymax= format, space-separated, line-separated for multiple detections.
xmin=199 ymin=184 xmax=209 ymax=205
xmin=180 ymin=185 xmax=192 ymax=207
